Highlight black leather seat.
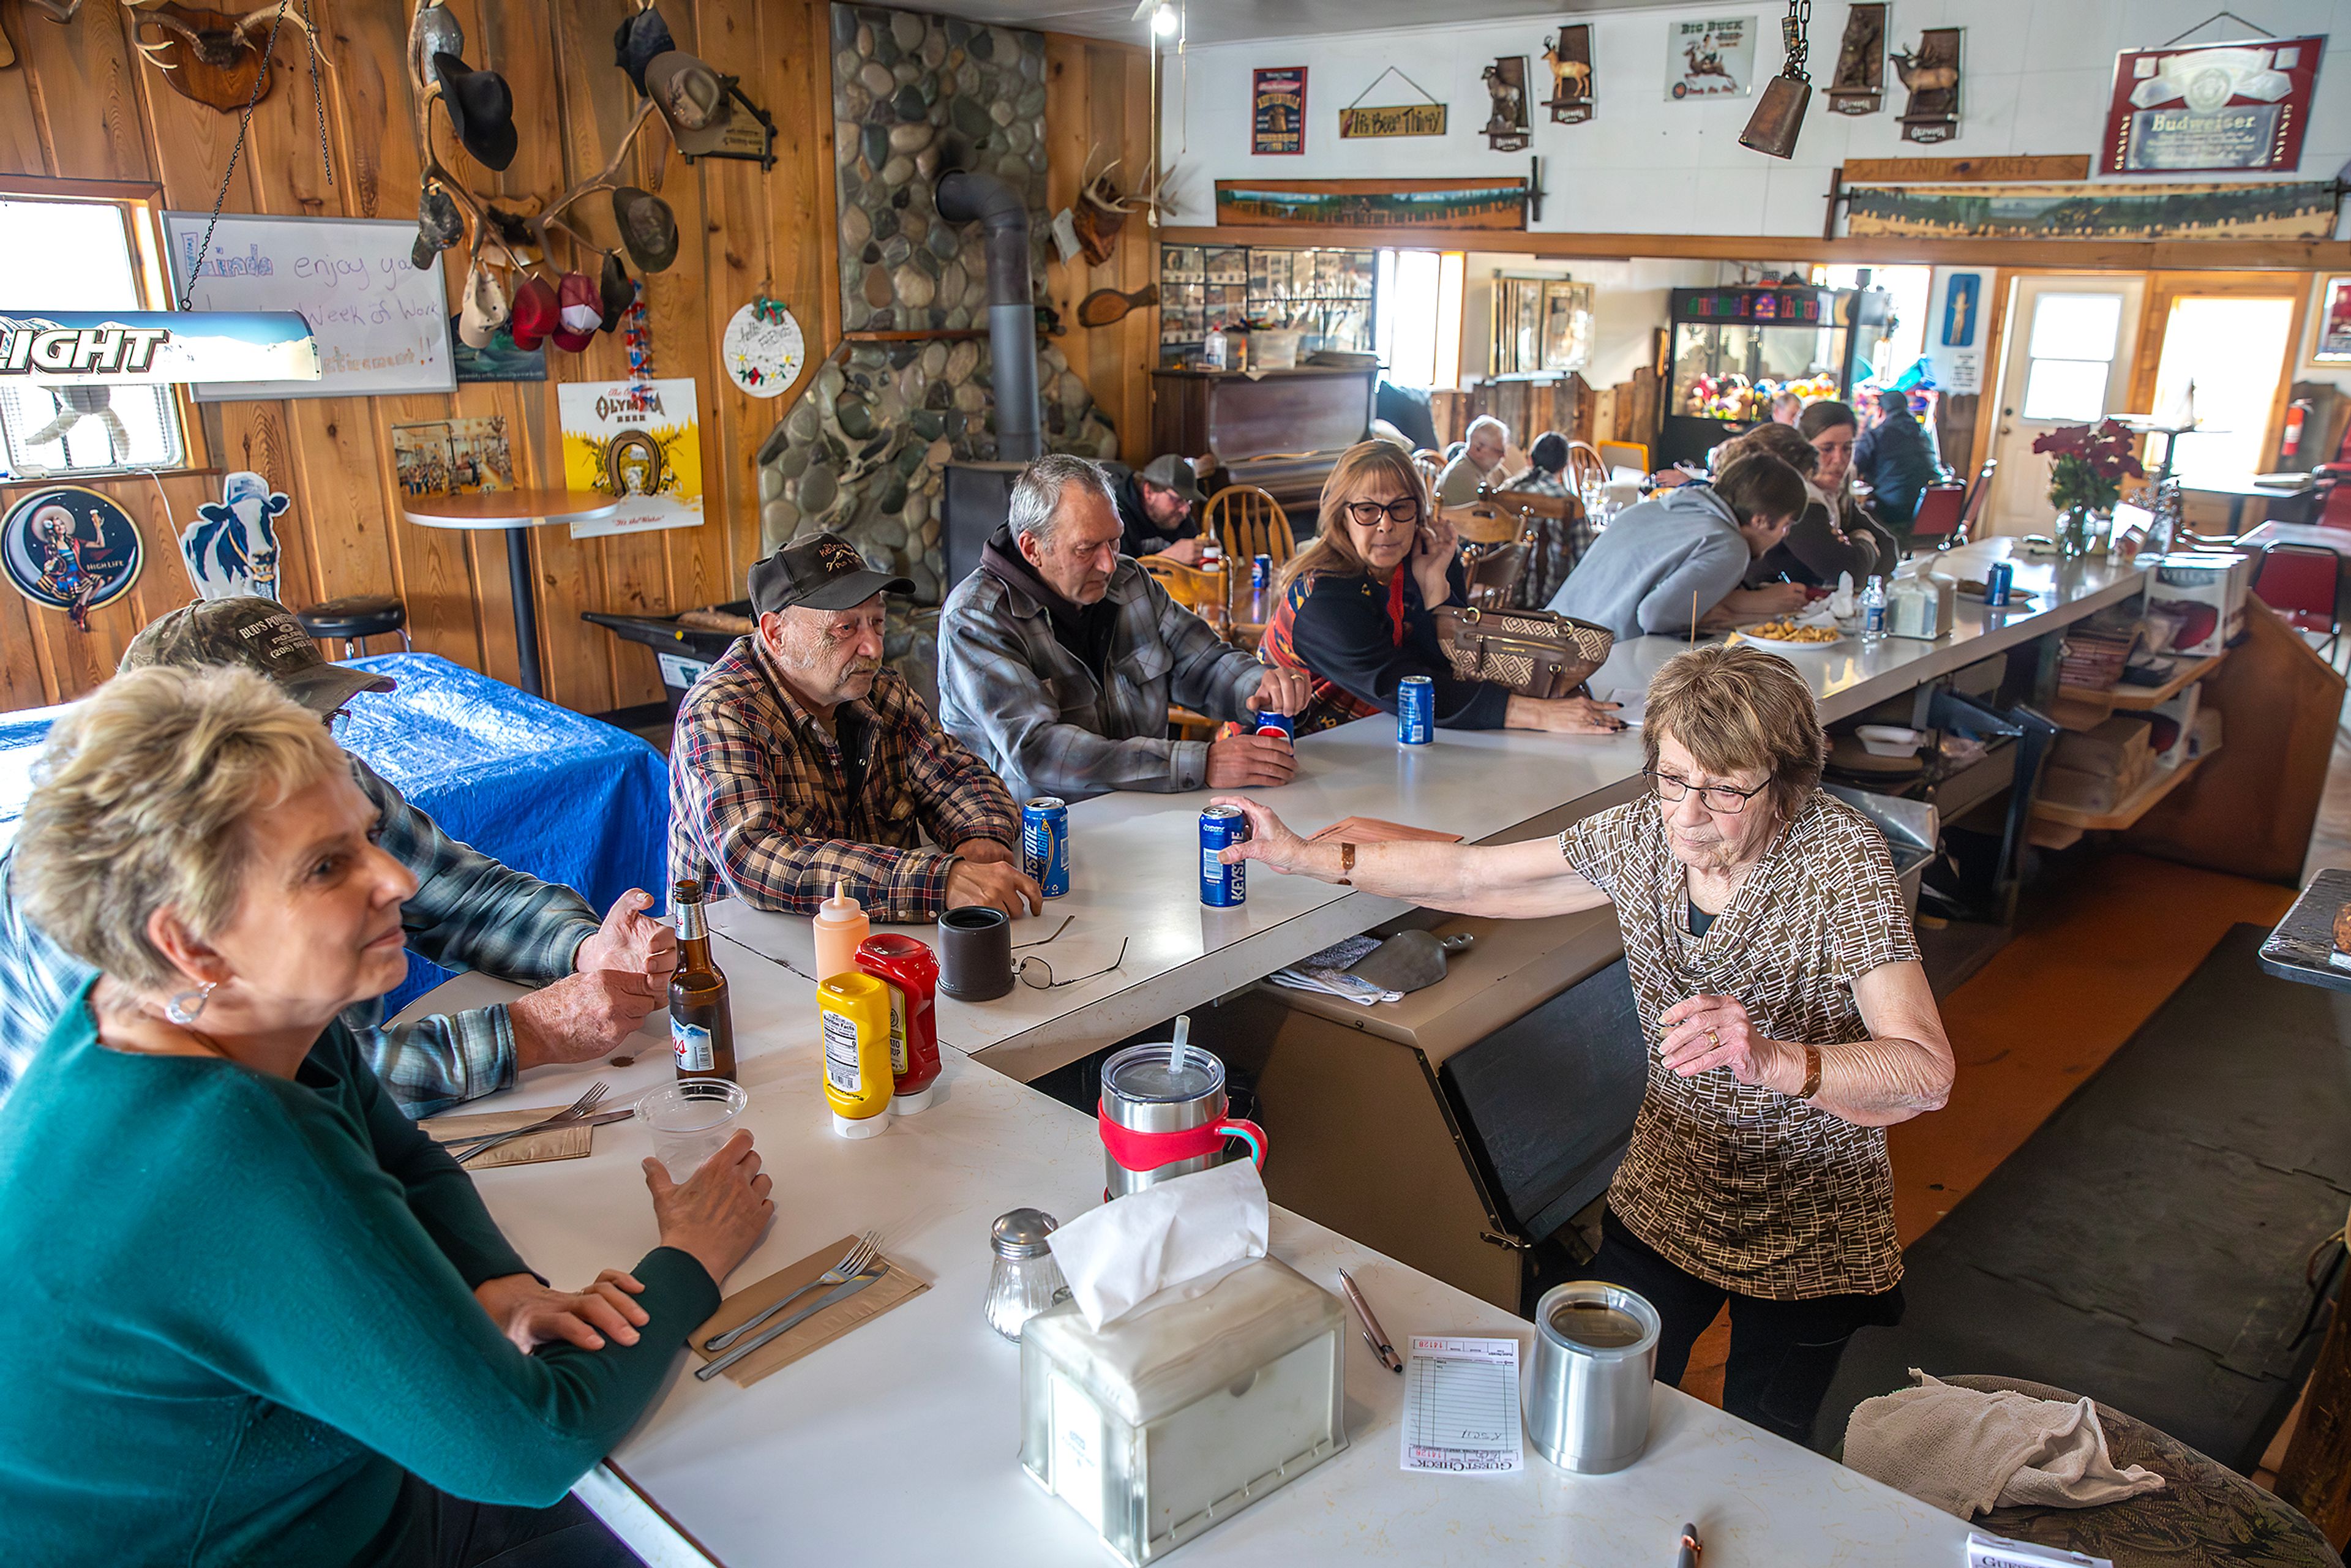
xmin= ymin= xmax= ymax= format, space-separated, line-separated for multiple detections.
xmin=296 ymin=595 xmax=410 ymax=658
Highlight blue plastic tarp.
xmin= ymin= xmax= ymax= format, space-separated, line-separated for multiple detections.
xmin=0 ymin=655 xmax=669 ymax=1019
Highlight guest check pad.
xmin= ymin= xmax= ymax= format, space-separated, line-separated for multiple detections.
xmin=1400 ymin=1336 xmax=1523 ymax=1474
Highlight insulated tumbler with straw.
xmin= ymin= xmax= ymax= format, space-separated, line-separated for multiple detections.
xmin=1097 ymin=1018 xmax=1267 ymax=1198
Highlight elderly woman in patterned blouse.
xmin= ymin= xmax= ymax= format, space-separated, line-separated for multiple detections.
xmin=1211 ymin=642 xmax=1954 ymax=1444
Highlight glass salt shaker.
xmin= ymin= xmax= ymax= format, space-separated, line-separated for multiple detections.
xmin=984 ymin=1207 xmax=1068 ymax=1341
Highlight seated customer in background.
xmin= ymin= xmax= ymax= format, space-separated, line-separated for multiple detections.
xmin=1261 ymin=440 xmax=1623 ymax=738
xmin=0 ymin=598 xmax=673 ymax=1119
xmin=1852 ymin=387 xmax=1943 ymax=541
xmin=670 ymin=532 xmax=1040 ymax=923
xmin=1798 ymin=399 xmax=1899 ymax=557
xmin=1501 ymin=432 xmax=1601 ymax=580
xmin=1435 ymin=415 xmax=1510 ymax=506
xmin=1103 ymin=452 xmax=1209 ymax=564
xmin=0 ymin=664 xmax=775 ymax=1566
xmin=939 ymin=454 xmax=1308 ymax=803
xmin=1719 ymin=422 xmax=1892 ymax=588
xmin=1546 ymin=453 xmax=1809 ymax=640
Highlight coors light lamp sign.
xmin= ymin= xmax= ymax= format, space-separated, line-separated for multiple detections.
xmin=0 ymin=310 xmax=320 ymax=387
xmin=2101 ymin=36 xmax=2325 ymax=176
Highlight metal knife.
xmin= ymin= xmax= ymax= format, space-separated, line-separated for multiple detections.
xmin=696 ymin=1262 xmax=890 ymax=1382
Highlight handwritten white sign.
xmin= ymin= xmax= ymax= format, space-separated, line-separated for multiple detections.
xmin=163 ymin=213 xmax=456 ymax=401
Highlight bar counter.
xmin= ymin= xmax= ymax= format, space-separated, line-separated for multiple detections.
xmin=413 ymin=959 xmax=1979 ymax=1567
xmin=714 ymin=539 xmax=2150 ymax=1082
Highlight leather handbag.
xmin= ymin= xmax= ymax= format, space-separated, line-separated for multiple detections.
xmin=1428 ymin=606 xmax=1613 ymax=698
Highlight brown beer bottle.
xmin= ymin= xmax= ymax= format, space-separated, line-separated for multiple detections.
xmin=671 ymin=873 xmax=737 ymax=1082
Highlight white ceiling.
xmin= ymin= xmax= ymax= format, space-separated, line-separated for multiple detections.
xmin=908 ymin=0 xmax=1695 ymax=47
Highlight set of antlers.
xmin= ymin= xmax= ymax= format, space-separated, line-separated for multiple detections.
xmin=1078 ymin=145 xmax=1171 ymax=217
xmin=127 ymin=0 xmax=326 ymax=70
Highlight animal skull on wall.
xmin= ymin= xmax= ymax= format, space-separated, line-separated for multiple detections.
xmin=127 ymin=1 xmax=321 ymax=113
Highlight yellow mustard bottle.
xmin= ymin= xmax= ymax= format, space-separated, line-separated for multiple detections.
xmin=817 ymin=971 xmax=894 ymax=1139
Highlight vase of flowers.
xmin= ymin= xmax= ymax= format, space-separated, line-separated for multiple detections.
xmin=2033 ymin=419 xmax=2145 ymax=560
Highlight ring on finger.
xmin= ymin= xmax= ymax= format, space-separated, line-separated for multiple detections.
xmin=1707 ymin=1027 xmax=1720 ymax=1048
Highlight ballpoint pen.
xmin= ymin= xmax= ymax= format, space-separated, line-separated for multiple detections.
xmin=1677 ymin=1522 xmax=1701 ymax=1567
xmin=1337 ymin=1267 xmax=1403 ymax=1375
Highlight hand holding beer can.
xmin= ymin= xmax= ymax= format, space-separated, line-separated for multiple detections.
xmin=1199 ymin=805 xmax=1250 ymax=906
xmin=1021 ymin=797 xmax=1070 ymax=899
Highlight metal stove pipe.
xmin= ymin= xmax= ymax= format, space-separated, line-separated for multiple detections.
xmin=936 ymin=170 xmax=1042 ymax=463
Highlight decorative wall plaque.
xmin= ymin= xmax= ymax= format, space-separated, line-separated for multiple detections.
xmin=1253 ymin=67 xmax=1307 ymax=155
xmin=1892 ymin=28 xmax=1961 ymax=143
xmin=1339 ymin=66 xmax=1447 ymax=138
xmin=1542 ymin=26 xmax=1594 ymax=123
xmin=1668 ymin=17 xmax=1755 ymax=100
xmin=2099 ymin=34 xmax=2324 ymax=174
xmin=1826 ymin=2 xmax=1886 ymax=115
xmin=1482 ymin=56 xmax=1531 ymax=151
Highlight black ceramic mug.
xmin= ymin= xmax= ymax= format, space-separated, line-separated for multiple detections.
xmin=939 ymin=905 xmax=1014 ymax=1000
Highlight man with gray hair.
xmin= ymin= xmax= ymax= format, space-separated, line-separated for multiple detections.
xmin=938 ymin=453 xmax=1308 ymax=805
xmin=1436 ymin=415 xmax=1512 ymax=506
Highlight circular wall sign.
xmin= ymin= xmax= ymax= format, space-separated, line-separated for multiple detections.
xmin=722 ymin=300 xmax=806 ymax=399
xmin=2 ymin=484 xmax=144 ymax=629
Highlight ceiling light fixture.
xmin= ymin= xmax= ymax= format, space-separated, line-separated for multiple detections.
xmin=1152 ymin=2 xmax=1180 ymax=37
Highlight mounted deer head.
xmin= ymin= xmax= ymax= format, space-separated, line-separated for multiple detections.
xmin=129 ymin=1 xmax=324 ymax=113
xmin=1070 ymin=147 xmax=1171 ymax=266
xmin=1889 ymin=49 xmax=1958 ymax=93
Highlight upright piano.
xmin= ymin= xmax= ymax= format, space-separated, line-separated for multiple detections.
xmin=1150 ymin=365 xmax=1379 ymax=532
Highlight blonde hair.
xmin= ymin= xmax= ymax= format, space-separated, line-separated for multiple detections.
xmin=18 ymin=664 xmax=342 ymax=992
xmin=1277 ymin=439 xmax=1430 ymax=594
xmin=1643 ymin=643 xmax=1826 ymax=820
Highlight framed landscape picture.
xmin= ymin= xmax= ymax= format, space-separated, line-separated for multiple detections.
xmin=2311 ymin=274 xmax=2351 ymax=368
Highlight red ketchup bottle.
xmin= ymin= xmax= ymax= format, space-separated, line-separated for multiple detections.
xmin=855 ymin=934 xmax=942 ymax=1113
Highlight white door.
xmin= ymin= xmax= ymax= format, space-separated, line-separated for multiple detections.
xmin=1982 ymin=276 xmax=2147 ymax=538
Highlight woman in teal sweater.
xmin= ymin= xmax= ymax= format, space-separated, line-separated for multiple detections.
xmin=0 ymin=665 xmax=774 ymax=1567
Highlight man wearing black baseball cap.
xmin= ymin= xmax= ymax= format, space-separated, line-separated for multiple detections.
xmin=668 ymin=533 xmax=1037 ymax=923
xmin=1103 ymin=452 xmax=1210 ymax=564
xmin=0 ymin=598 xmax=676 ymax=1116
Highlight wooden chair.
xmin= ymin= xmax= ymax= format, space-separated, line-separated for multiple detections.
xmin=1566 ymin=441 xmax=1609 ymax=499
xmin=1597 ymin=439 xmax=1649 ymax=476
xmin=1957 ymin=458 xmax=1997 ymax=542
xmin=1139 ymin=554 xmax=1223 ymax=618
xmin=1486 ymin=489 xmax=1583 ymax=607
xmin=1411 ymin=449 xmax=1445 ymax=492
xmin=1444 ymin=493 xmax=1521 ymax=548
xmin=1202 ymin=484 xmax=1294 ymax=624
xmin=1462 ymin=541 xmax=1529 ymax=609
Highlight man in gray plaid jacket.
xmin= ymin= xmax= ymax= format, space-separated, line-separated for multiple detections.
xmin=938 ymin=454 xmax=1309 ymax=805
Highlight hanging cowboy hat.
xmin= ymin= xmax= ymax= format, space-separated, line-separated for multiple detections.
xmin=431 ymin=50 xmax=517 ymax=171
xmin=597 ymin=252 xmax=634 ymax=334
xmin=643 ymin=48 xmax=732 ymax=155
xmin=610 ymin=186 xmax=678 ymax=273
xmin=612 ymin=4 xmax=676 ymax=95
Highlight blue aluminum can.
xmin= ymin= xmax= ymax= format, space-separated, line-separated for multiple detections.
xmin=1397 ymin=674 xmax=1435 ymax=746
xmin=1985 ymin=560 xmax=2014 ymax=607
xmin=1199 ymin=805 xmax=1249 ymax=907
xmin=1022 ymin=797 xmax=1070 ymax=899
xmin=1254 ymin=710 xmax=1294 ymax=741
xmin=1251 ymin=553 xmax=1272 ymax=590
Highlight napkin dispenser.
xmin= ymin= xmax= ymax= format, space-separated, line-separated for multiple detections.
xmin=1019 ymin=1256 xmax=1346 ymax=1564
xmin=1886 ymin=563 xmax=1957 ymax=640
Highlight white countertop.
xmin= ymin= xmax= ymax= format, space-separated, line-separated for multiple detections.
xmin=714 ymin=539 xmax=2149 ymax=1081
xmin=413 ymin=960 xmax=1976 ymax=1568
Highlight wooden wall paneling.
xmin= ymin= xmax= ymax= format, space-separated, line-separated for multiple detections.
xmin=760 ymin=0 xmax=839 ymax=356
xmin=233 ymin=12 xmax=339 ymax=218
xmin=323 ymin=0 xmax=410 ymax=219
xmin=288 ymin=397 xmax=402 ymax=601
xmin=1117 ymin=45 xmax=1154 ymax=467
xmin=0 ymin=26 xmax=51 ymax=176
xmin=373 ymin=389 xmax=483 ymax=667
xmin=0 ymin=593 xmax=51 ymax=710
xmin=15 ymin=2 xmax=147 ymax=182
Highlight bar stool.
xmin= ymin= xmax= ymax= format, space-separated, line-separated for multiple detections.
xmin=296 ymin=595 xmax=411 ymax=659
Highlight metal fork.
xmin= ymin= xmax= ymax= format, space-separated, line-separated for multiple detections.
xmin=448 ymin=1081 xmax=609 ymax=1163
xmin=703 ymin=1231 xmax=880 ymax=1353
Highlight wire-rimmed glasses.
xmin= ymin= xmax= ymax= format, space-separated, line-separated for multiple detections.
xmin=1643 ymin=768 xmax=1769 ymax=814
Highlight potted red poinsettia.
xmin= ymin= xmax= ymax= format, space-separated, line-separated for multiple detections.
xmin=2033 ymin=419 xmax=2147 ymax=558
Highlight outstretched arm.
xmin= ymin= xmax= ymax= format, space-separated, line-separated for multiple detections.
xmin=1209 ymin=795 xmax=1610 ymax=920
xmin=1656 ymin=959 xmax=1953 ymax=1128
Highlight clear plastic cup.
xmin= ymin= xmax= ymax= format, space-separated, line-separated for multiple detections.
xmin=637 ymin=1079 xmax=750 ymax=1180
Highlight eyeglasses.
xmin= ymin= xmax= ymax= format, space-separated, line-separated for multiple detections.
xmin=1018 ymin=937 xmax=1128 ymax=989
xmin=1344 ymin=497 xmax=1422 ymax=530
xmin=1644 ymin=768 xmax=1770 ymax=814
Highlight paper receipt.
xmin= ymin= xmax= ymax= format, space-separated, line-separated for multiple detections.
xmin=1400 ymin=1337 xmax=1523 ymax=1474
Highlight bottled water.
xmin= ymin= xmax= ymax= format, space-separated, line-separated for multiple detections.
xmin=1861 ymin=575 xmax=1888 ymax=642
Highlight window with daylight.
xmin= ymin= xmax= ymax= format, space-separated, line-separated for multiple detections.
xmin=1374 ymin=249 xmax=1464 ymax=390
xmin=0 ymin=195 xmax=188 ymax=479
xmin=2018 ymin=291 xmax=2126 ymax=424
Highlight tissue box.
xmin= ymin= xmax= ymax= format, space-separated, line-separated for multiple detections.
xmin=1019 ymin=1256 xmax=1346 ymax=1565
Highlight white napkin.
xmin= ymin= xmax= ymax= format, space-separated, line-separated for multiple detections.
xmin=1047 ymin=1160 xmax=1270 ymax=1329
xmin=1845 ymin=1370 xmax=2167 ymax=1519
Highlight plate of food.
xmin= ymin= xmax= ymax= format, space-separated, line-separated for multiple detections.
xmin=1955 ymin=579 xmax=2038 ymax=606
xmin=1733 ymin=617 xmax=1844 ymax=648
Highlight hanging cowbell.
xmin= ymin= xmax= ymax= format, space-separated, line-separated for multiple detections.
xmin=1739 ymin=0 xmax=1812 ymax=159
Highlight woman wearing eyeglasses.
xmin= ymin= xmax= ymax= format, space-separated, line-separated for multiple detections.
xmin=1210 ymin=642 xmax=1952 ymax=1446
xmin=1258 ymin=440 xmax=1624 ymax=738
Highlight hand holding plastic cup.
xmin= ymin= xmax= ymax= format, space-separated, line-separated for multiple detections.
xmin=639 ymin=1079 xmax=751 ymax=1180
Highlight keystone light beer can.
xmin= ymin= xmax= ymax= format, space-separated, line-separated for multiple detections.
xmin=1021 ymin=797 xmax=1070 ymax=899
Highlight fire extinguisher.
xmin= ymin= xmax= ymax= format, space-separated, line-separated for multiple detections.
xmin=2282 ymin=399 xmax=2311 ymax=462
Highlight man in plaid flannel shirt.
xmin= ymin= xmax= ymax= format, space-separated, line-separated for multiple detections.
xmin=668 ymin=532 xmax=1037 ymax=924
xmin=939 ymin=454 xmax=1308 ymax=805
xmin=0 ymin=600 xmax=676 ymax=1119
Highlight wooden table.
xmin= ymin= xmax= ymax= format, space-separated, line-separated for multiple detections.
xmin=400 ymin=489 xmax=620 ymax=697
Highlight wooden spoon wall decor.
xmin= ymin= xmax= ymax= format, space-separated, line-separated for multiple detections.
xmin=1076 ymin=284 xmax=1158 ymax=329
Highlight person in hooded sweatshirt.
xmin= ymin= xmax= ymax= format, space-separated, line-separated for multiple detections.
xmin=1545 ymin=452 xmax=1810 ymax=641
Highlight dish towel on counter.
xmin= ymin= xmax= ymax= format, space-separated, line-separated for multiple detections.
xmin=1845 ymin=1370 xmax=2168 ymax=1519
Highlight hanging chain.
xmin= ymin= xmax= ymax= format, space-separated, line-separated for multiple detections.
xmin=177 ymin=1 xmax=293 ymax=309
xmin=302 ymin=0 xmax=333 ymax=191
xmin=1782 ymin=0 xmax=1812 ymax=81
